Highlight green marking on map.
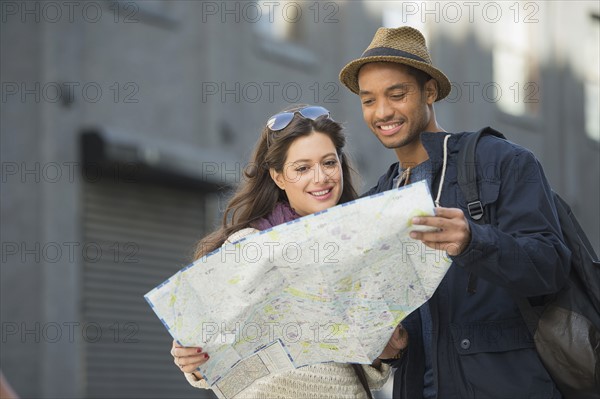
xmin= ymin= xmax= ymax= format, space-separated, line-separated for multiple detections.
xmin=284 ymin=287 xmax=328 ymax=302
xmin=319 ymin=343 xmax=339 ymax=350
xmin=333 ymin=324 xmax=350 ymax=336
xmin=228 ymin=276 xmax=241 ymax=284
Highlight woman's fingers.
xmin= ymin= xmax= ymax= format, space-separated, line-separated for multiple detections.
xmin=171 ymin=346 xmax=204 ymax=358
xmin=378 ymin=324 xmax=409 ymax=359
xmin=177 ymin=353 xmax=210 ymax=367
xmin=171 ymin=340 xmax=205 ymax=357
xmin=397 ymin=325 xmax=408 ymax=347
xmin=171 ymin=339 xmax=210 ymax=374
xmin=389 ymin=324 xmax=408 ymax=349
xmin=174 ymin=354 xmax=210 ymax=374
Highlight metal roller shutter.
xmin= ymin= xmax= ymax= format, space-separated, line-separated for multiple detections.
xmin=82 ymin=178 xmax=217 ymax=399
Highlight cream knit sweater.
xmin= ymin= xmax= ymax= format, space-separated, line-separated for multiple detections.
xmin=183 ymin=228 xmax=391 ymax=398
xmin=185 ymin=362 xmax=391 ymax=398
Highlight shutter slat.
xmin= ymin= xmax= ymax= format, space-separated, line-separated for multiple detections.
xmin=83 ymin=180 xmax=214 ymax=398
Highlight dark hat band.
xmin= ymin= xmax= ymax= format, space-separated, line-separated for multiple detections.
xmin=361 ymin=47 xmax=427 ymax=63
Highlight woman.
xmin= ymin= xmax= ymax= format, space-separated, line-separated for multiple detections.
xmin=170 ymin=105 xmax=406 ymax=398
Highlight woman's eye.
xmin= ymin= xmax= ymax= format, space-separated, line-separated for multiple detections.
xmin=295 ymin=166 xmax=309 ymax=173
xmin=323 ymin=160 xmax=338 ymax=168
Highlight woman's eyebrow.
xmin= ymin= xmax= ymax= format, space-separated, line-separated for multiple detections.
xmin=288 ymin=153 xmax=337 ymax=163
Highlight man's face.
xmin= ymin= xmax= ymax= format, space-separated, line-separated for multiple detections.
xmin=357 ymin=62 xmax=438 ymax=153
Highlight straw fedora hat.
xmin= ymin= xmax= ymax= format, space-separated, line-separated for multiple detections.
xmin=339 ymin=26 xmax=451 ymax=101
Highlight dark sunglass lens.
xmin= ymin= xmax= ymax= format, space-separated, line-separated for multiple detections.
xmin=267 ymin=112 xmax=294 ymax=131
xmin=299 ymin=106 xmax=330 ymax=120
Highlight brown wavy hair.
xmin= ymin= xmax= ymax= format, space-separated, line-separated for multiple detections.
xmin=193 ymin=106 xmax=358 ymax=260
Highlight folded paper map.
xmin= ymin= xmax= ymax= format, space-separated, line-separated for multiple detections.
xmin=145 ymin=181 xmax=452 ymax=398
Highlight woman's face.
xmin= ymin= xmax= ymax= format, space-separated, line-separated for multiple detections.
xmin=271 ymin=131 xmax=343 ymax=216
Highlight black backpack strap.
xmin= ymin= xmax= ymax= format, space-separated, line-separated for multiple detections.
xmin=351 ymin=364 xmax=374 ymax=399
xmin=456 ymin=127 xmax=542 ymax=333
xmin=456 ymin=127 xmax=506 ymax=294
xmin=457 ymin=127 xmax=506 ymax=221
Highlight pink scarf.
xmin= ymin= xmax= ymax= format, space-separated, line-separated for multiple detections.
xmin=251 ymin=202 xmax=300 ymax=230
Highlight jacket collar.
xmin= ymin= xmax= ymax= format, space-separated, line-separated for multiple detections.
xmin=419 ymin=131 xmax=464 ymax=174
xmin=375 ymin=131 xmax=467 ymax=193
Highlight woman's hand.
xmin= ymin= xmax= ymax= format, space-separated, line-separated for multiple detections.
xmin=170 ymin=340 xmax=210 ymax=377
xmin=378 ymin=324 xmax=408 ymax=360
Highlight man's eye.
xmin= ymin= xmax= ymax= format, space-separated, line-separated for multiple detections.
xmin=391 ymin=93 xmax=406 ymax=99
xmin=361 ymin=99 xmax=374 ymax=105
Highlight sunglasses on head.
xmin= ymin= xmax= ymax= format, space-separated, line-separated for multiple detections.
xmin=266 ymin=106 xmax=331 ymax=132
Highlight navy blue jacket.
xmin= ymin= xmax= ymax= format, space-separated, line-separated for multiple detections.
xmin=364 ymin=131 xmax=571 ymax=398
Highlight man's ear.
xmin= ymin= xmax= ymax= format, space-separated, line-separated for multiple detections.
xmin=424 ymin=79 xmax=438 ymax=104
xmin=270 ymin=168 xmax=285 ymax=190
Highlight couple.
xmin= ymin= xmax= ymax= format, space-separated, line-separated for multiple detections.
xmin=170 ymin=26 xmax=569 ymax=399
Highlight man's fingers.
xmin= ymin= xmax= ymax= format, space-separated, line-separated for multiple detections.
xmin=410 ymin=229 xmax=457 ymax=243
xmin=413 ymin=207 xmax=465 ymax=226
xmin=412 ymin=215 xmax=443 ymax=228
xmin=412 ymin=214 xmax=462 ymax=230
xmin=433 ymin=207 xmax=463 ymax=218
xmin=410 ymin=206 xmax=470 ymax=256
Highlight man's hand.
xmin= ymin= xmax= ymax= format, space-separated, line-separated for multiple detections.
xmin=410 ymin=207 xmax=471 ymax=256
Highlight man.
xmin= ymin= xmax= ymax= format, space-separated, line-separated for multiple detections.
xmin=339 ymin=26 xmax=571 ymax=398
